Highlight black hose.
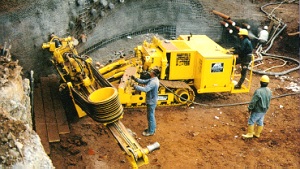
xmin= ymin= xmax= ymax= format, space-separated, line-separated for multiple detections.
xmin=194 ymin=92 xmax=300 ymax=108
xmin=160 ymin=80 xmax=300 ymax=108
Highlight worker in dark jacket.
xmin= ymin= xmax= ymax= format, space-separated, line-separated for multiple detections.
xmin=234 ymin=29 xmax=253 ymax=89
xmin=132 ymin=68 xmax=160 ymax=136
xmin=242 ymin=75 xmax=272 ymax=138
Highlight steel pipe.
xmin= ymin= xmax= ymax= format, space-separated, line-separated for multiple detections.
xmin=226 ymin=20 xmax=236 ymax=26
xmin=212 ymin=10 xmax=230 ymax=20
xmin=234 ymin=26 xmax=241 ymax=31
xmin=220 ymin=21 xmax=229 ymax=27
xmin=242 ymin=23 xmax=251 ymax=29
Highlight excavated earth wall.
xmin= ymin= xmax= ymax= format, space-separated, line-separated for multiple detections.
xmin=0 ymin=0 xmax=264 ymax=78
xmin=0 ymin=48 xmax=54 ymax=168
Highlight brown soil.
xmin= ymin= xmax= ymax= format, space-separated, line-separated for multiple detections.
xmin=48 ymin=2 xmax=300 ymax=169
xmin=50 ymin=71 xmax=300 ymax=168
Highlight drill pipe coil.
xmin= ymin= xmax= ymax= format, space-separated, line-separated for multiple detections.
xmin=71 ymin=87 xmax=123 ymax=124
xmin=88 ymin=87 xmax=124 ymax=123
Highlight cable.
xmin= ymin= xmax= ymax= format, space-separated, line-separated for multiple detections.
xmin=208 ymin=92 xmax=300 ymax=108
xmin=192 ymin=91 xmax=300 ymax=108
xmin=250 ymin=1 xmax=300 ymax=76
xmin=160 ymin=82 xmax=300 ymax=108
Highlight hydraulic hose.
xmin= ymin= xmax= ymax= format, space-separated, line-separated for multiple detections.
xmin=255 ymin=53 xmax=300 ymax=76
xmin=250 ymin=0 xmax=300 ymax=76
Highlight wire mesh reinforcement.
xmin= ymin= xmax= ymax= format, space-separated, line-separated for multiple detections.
xmin=79 ymin=25 xmax=176 ymax=55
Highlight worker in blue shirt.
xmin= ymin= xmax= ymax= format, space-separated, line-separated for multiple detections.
xmin=132 ymin=68 xmax=160 ymax=136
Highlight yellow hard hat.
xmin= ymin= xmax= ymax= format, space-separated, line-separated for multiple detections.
xmin=260 ymin=75 xmax=270 ymax=83
xmin=238 ymin=29 xmax=249 ymax=36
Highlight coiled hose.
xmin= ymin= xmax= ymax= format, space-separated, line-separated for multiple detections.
xmin=250 ymin=0 xmax=300 ymax=76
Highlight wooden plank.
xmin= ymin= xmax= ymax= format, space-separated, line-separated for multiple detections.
xmin=35 ymin=123 xmax=50 ymax=154
xmin=49 ymin=74 xmax=70 ymax=134
xmin=41 ymin=76 xmax=60 ymax=143
xmin=33 ymin=83 xmax=50 ymax=154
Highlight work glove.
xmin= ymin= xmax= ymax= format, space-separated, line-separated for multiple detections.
xmin=228 ymin=47 xmax=235 ymax=53
xmin=131 ymin=75 xmax=136 ymax=81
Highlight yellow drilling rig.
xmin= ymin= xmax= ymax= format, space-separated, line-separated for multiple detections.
xmin=98 ymin=34 xmax=254 ymax=109
xmin=42 ymin=36 xmax=160 ymax=168
xmin=42 ymin=34 xmax=253 ymax=168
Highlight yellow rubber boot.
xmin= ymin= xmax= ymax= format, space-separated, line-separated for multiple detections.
xmin=254 ymin=126 xmax=263 ymax=138
xmin=242 ymin=125 xmax=254 ymax=138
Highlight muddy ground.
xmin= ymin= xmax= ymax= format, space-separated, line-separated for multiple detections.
xmin=48 ymin=1 xmax=299 ymax=169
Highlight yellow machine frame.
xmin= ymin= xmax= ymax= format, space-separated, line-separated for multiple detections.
xmin=99 ymin=35 xmax=253 ymax=107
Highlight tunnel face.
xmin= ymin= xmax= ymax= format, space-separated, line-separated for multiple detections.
xmin=0 ymin=0 xmax=221 ymax=76
xmin=0 ymin=0 xmax=268 ymax=77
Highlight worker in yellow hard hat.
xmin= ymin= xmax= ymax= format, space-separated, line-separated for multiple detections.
xmin=242 ymin=75 xmax=272 ymax=139
xmin=234 ymin=28 xmax=253 ymax=89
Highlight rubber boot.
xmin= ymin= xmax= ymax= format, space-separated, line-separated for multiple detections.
xmin=242 ymin=125 xmax=254 ymax=138
xmin=254 ymin=126 xmax=263 ymax=138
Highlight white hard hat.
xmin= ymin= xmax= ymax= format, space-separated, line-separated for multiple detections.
xmin=263 ymin=26 xmax=268 ymax=30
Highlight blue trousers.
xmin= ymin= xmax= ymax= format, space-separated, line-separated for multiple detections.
xmin=147 ymin=104 xmax=157 ymax=134
xmin=248 ymin=112 xmax=265 ymax=126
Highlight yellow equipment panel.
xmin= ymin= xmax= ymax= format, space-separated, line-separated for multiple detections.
xmin=177 ymin=35 xmax=236 ymax=93
xmin=168 ymin=51 xmax=195 ymax=80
